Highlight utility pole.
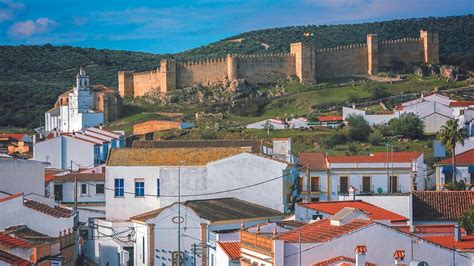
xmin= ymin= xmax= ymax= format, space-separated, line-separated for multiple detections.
xmin=71 ymin=160 xmax=78 ymax=212
xmin=298 ymin=227 xmax=302 ymax=266
xmin=177 ymin=162 xmax=182 ymax=266
xmin=306 ymin=165 xmax=310 ymax=203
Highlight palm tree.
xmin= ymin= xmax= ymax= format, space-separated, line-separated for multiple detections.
xmin=437 ymin=119 xmax=467 ymax=185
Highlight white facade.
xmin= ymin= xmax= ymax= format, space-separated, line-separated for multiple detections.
xmin=0 ymin=194 xmax=75 ymax=237
xmin=45 ymin=67 xmax=104 ymax=133
xmin=0 ymin=159 xmax=44 ymax=196
xmin=106 ymin=153 xmax=293 ymax=221
xmin=274 ymin=222 xmax=472 ymax=266
xmin=338 ymin=194 xmax=412 ymax=220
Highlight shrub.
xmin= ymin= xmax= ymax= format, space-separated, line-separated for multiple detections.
xmin=388 ymin=113 xmax=424 ymax=139
xmin=346 ymin=114 xmax=370 ymax=141
xmin=323 ymin=130 xmax=348 ymax=148
xmin=368 ymin=129 xmax=384 ymax=146
xmin=346 ymin=142 xmax=358 ymax=155
xmin=459 ymin=205 xmax=474 ymax=234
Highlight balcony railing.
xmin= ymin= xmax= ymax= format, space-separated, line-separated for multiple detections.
xmin=359 ymin=184 xmax=374 ymax=194
xmin=388 ymin=185 xmax=402 ymax=193
xmin=299 ymin=185 xmax=322 ymax=194
xmin=337 ymin=185 xmax=349 ymax=194
xmin=240 ymin=231 xmax=273 ymax=255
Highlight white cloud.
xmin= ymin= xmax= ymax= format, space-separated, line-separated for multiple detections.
xmin=8 ymin=17 xmax=57 ymax=39
xmin=0 ymin=0 xmax=24 ymax=23
xmin=1 ymin=0 xmax=25 ymax=10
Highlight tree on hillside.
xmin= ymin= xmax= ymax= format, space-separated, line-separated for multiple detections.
xmin=459 ymin=205 xmax=474 ymax=235
xmin=346 ymin=114 xmax=370 ymax=141
xmin=437 ymin=119 xmax=467 ymax=184
xmin=388 ymin=113 xmax=424 ymax=139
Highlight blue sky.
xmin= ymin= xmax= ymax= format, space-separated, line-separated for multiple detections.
xmin=0 ymin=0 xmax=472 ymax=54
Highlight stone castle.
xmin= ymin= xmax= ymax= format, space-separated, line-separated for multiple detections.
xmin=118 ymin=30 xmax=439 ymax=98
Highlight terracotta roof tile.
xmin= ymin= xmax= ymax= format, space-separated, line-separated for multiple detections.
xmin=422 ymin=235 xmax=474 ymax=252
xmin=312 ymin=256 xmax=376 ymax=266
xmin=130 ymin=208 xmax=164 ymax=222
xmin=217 ymin=241 xmax=241 ymax=260
xmin=0 ymin=134 xmax=26 ymax=141
xmin=412 ymin=191 xmax=474 ymax=221
xmin=0 ymin=233 xmax=32 ymax=248
xmin=394 ymin=250 xmax=405 ymax=259
xmin=132 ymin=139 xmax=263 ymax=153
xmin=449 ymin=101 xmax=474 ymax=107
xmin=299 ymin=152 xmax=327 ymax=170
xmin=299 ymin=200 xmax=408 ymax=222
xmin=0 ymin=193 xmax=23 ymax=203
xmin=395 ymin=224 xmax=467 ymax=235
xmin=107 ymin=147 xmax=250 ymax=166
xmin=437 ymin=149 xmax=474 ymax=165
xmin=0 ymin=250 xmax=30 ymax=265
xmin=318 ymin=116 xmax=343 ymax=122
xmin=24 ymin=200 xmax=73 ymax=218
xmin=50 ymin=173 xmax=105 ymax=182
xmin=275 ymin=219 xmax=373 ymax=243
xmin=354 ymin=245 xmax=367 ymax=254
xmin=328 ymin=152 xmax=421 ymax=164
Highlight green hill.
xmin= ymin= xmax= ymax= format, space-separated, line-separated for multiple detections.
xmin=0 ymin=15 xmax=473 ymax=128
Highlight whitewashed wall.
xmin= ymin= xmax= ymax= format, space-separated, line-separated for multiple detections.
xmin=0 ymin=159 xmax=44 ymax=196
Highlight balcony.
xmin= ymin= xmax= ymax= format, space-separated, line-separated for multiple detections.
xmin=299 ymin=185 xmax=322 ymax=195
xmin=359 ymin=184 xmax=374 ymax=194
xmin=240 ymin=231 xmax=273 ymax=256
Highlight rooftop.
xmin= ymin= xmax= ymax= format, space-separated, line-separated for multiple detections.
xmin=0 ymin=250 xmax=30 ymax=265
xmin=449 ymin=101 xmax=474 ymax=107
xmin=299 ymin=152 xmax=327 ymax=170
xmin=24 ymin=200 xmax=73 ymax=218
xmin=275 ymin=219 xmax=373 ymax=243
xmin=0 ymin=134 xmax=27 ymax=141
xmin=130 ymin=208 xmax=164 ymax=223
xmin=299 ymin=200 xmax=408 ymax=222
xmin=49 ymin=173 xmax=105 ymax=183
xmin=327 ymin=152 xmax=422 ymax=164
xmin=0 ymin=232 xmax=32 ymax=248
xmin=318 ymin=116 xmax=343 ymax=122
xmin=132 ymin=139 xmax=263 ymax=153
xmin=3 ymin=225 xmax=57 ymax=245
xmin=412 ymin=191 xmax=474 ymax=221
xmin=422 ymin=235 xmax=474 ymax=252
xmin=313 ymin=256 xmax=376 ymax=266
xmin=217 ymin=241 xmax=241 ymax=260
xmin=437 ymin=149 xmax=474 ymax=165
xmin=107 ymin=147 xmax=249 ymax=166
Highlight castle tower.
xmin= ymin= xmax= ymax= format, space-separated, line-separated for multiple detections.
xmin=226 ymin=54 xmax=238 ymax=80
xmin=420 ymin=30 xmax=439 ymax=64
xmin=118 ymin=71 xmax=134 ymax=99
xmin=290 ymin=42 xmax=316 ymax=84
xmin=367 ymin=34 xmax=379 ymax=75
xmin=160 ymin=59 xmax=176 ymax=93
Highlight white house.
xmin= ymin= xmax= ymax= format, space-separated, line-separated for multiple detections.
xmin=105 ymin=147 xmax=297 ymax=221
xmin=45 ymin=67 xmax=104 ymax=133
xmin=241 ymin=208 xmax=473 ymax=265
xmin=435 ymin=149 xmax=474 ymax=189
xmin=0 ymin=158 xmax=45 ymax=196
xmin=342 ymin=106 xmax=398 ymax=126
xmin=0 ymin=193 xmax=75 ymax=237
xmin=129 ymin=198 xmax=285 ymax=266
xmin=34 ymin=127 xmax=125 ymax=170
xmin=298 ymin=152 xmax=426 ymax=202
xmin=46 ymin=172 xmax=106 ymax=223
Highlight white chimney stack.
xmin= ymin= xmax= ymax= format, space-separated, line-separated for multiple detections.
xmin=394 ymin=250 xmax=405 ymax=265
xmin=355 ymin=245 xmax=367 ymax=266
xmin=454 ymin=224 xmax=461 ymax=242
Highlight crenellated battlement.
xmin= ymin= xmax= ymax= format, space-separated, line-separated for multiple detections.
xmin=118 ymin=30 xmax=439 ymax=97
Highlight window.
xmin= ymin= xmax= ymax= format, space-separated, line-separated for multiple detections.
xmin=96 ymin=184 xmax=105 ymax=194
xmin=135 ymin=180 xmax=145 ymax=197
xmin=310 ymin=176 xmax=320 ymax=192
xmin=339 ymin=176 xmax=349 ymax=194
xmin=389 ymin=176 xmax=399 ymax=193
xmin=362 ymin=176 xmax=371 ymax=193
xmin=470 ymin=173 xmax=474 ymax=184
xmin=444 ymin=173 xmax=453 ymax=185
xmin=81 ymin=184 xmax=88 ymax=195
xmin=114 ymin=179 xmax=124 ymax=197
xmin=157 ymin=179 xmax=160 ymax=197
xmin=54 ymin=184 xmax=63 ymax=201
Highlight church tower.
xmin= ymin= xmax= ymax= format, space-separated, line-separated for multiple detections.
xmin=71 ymin=66 xmax=94 ymax=113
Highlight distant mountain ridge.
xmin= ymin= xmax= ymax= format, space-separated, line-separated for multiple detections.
xmin=0 ymin=15 xmax=472 ymax=128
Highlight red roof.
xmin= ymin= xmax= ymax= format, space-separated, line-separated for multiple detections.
xmin=275 ymin=219 xmax=373 ymax=243
xmin=449 ymin=101 xmax=474 ymax=107
xmin=24 ymin=200 xmax=73 ymax=218
xmin=0 ymin=233 xmax=32 ymax=248
xmin=299 ymin=152 xmax=327 ymax=170
xmin=423 ymin=235 xmax=474 ymax=252
xmin=312 ymin=256 xmax=376 ymax=266
xmin=217 ymin=241 xmax=241 ymax=260
xmin=299 ymin=200 xmax=408 ymax=222
xmin=412 ymin=191 xmax=474 ymax=221
xmin=328 ymin=152 xmax=421 ymax=164
xmin=0 ymin=250 xmax=30 ymax=265
xmin=0 ymin=193 xmax=22 ymax=203
xmin=395 ymin=224 xmax=467 ymax=235
xmin=437 ymin=149 xmax=474 ymax=165
xmin=393 ymin=250 xmax=405 ymax=259
xmin=0 ymin=134 xmax=26 ymax=141
xmin=318 ymin=116 xmax=343 ymax=122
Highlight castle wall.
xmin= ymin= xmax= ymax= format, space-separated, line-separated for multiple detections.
xmin=237 ymin=54 xmax=295 ymax=84
xmin=132 ymin=70 xmax=161 ymax=97
xmin=378 ymin=38 xmax=422 ymax=69
xmin=315 ymin=44 xmax=368 ymax=78
xmin=176 ymin=59 xmax=228 ymax=88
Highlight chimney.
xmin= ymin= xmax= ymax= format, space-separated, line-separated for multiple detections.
xmin=32 ymin=135 xmax=36 ymax=145
xmin=348 ymin=186 xmax=356 ymax=200
xmin=355 ymin=245 xmax=367 ymax=266
xmin=394 ymin=250 xmax=405 ymax=265
xmin=454 ymin=224 xmax=461 ymax=242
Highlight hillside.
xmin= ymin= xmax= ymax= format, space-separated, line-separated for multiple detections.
xmin=0 ymin=15 xmax=473 ymax=128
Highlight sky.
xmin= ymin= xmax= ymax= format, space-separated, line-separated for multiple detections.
xmin=0 ymin=0 xmax=472 ymax=54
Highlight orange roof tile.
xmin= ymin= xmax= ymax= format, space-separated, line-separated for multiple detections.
xmin=0 ymin=250 xmax=30 ymax=265
xmin=0 ymin=233 xmax=32 ymax=248
xmin=299 ymin=152 xmax=327 ymax=170
xmin=24 ymin=200 xmax=73 ymax=218
xmin=318 ymin=116 xmax=343 ymax=122
xmin=299 ymin=200 xmax=408 ymax=222
xmin=217 ymin=241 xmax=241 ymax=260
xmin=394 ymin=250 xmax=405 ymax=259
xmin=449 ymin=101 xmax=474 ymax=107
xmin=412 ymin=191 xmax=474 ymax=221
xmin=395 ymin=224 xmax=467 ymax=235
xmin=275 ymin=219 xmax=373 ymax=243
xmin=437 ymin=149 xmax=474 ymax=165
xmin=0 ymin=134 xmax=26 ymax=141
xmin=422 ymin=235 xmax=474 ymax=252
xmin=312 ymin=256 xmax=376 ymax=266
xmin=0 ymin=193 xmax=22 ymax=203
xmin=130 ymin=208 xmax=164 ymax=222
xmin=355 ymin=245 xmax=367 ymax=254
